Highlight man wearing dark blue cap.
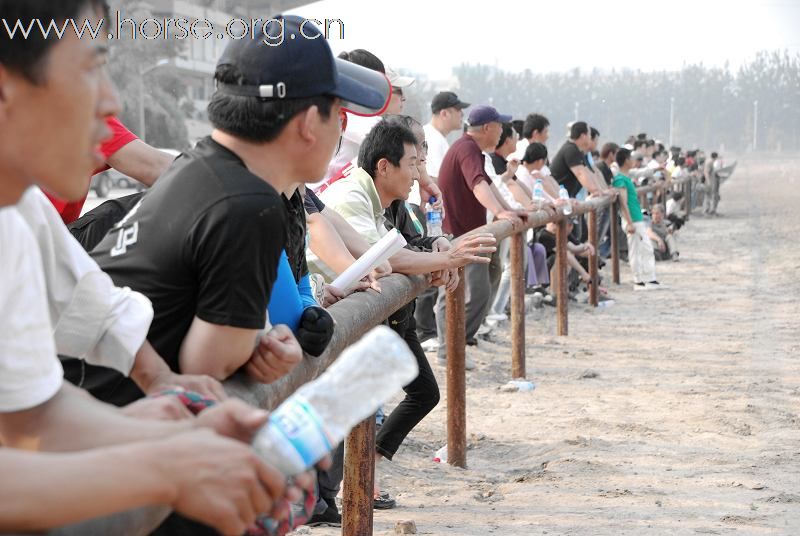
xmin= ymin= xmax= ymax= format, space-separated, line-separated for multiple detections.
xmin=435 ymin=105 xmax=529 ymax=368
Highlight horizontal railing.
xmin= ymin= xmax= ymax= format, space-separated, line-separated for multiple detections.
xmin=223 ymin=176 xmax=695 ymax=535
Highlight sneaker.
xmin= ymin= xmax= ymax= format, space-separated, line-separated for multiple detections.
xmin=307 ymin=497 xmax=342 ymax=527
xmin=542 ymin=294 xmax=556 ymax=306
xmin=671 ymin=252 xmax=680 ymax=262
xmin=645 ymin=280 xmax=668 ymax=290
xmin=437 ymin=354 xmax=476 ymax=370
xmin=634 ymin=282 xmax=647 ymax=291
xmin=485 ymin=313 xmax=508 ymax=323
xmin=477 ymin=323 xmax=492 ymax=336
xmin=421 ymin=338 xmax=440 ymax=352
xmin=373 ymin=491 xmax=396 ymax=510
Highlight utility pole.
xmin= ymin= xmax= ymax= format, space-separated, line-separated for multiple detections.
xmin=752 ymin=100 xmax=758 ymax=152
xmin=668 ymin=96 xmax=675 ymax=147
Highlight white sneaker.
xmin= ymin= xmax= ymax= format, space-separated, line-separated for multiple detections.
xmin=485 ymin=313 xmax=508 ymax=323
xmin=421 ymin=338 xmax=440 ymax=352
xmin=436 ymin=354 xmax=476 ymax=370
xmin=477 ymin=323 xmax=493 ymax=336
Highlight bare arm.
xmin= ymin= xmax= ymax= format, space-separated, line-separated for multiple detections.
xmin=320 ymin=207 xmax=374 ymax=259
xmin=179 ymin=317 xmax=259 ymax=381
xmin=473 ymin=180 xmax=507 ymax=216
xmin=0 ymin=384 xmax=192 ymax=451
xmin=307 ymin=212 xmax=358 ymax=275
xmin=571 ymin=165 xmax=602 ymax=195
xmin=106 ymin=140 xmax=175 ymax=187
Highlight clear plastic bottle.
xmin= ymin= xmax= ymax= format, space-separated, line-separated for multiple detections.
xmin=533 ymin=179 xmax=544 ymax=205
xmin=559 ymin=185 xmax=573 ymax=215
xmin=252 ymin=326 xmax=418 ymax=476
xmin=425 ymin=196 xmax=443 ymax=237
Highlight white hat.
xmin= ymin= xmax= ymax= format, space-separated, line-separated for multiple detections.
xmin=386 ymin=67 xmax=415 ymax=88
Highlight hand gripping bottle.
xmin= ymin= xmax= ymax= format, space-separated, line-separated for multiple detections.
xmin=252 ymin=326 xmax=418 ymax=475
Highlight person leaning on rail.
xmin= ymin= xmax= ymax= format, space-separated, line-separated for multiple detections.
xmin=0 ymin=1 xmax=319 ymax=534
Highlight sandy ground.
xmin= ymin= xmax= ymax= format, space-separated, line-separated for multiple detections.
xmin=298 ymin=156 xmax=800 ymax=536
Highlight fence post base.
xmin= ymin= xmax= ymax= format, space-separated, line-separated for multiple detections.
xmin=555 ymin=219 xmax=569 ymax=336
xmin=342 ymin=417 xmax=375 ymax=536
xmin=510 ymin=232 xmax=526 ymax=378
xmin=446 ymin=267 xmax=467 ymax=469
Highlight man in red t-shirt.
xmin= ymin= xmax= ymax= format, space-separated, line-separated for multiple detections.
xmin=44 ymin=116 xmax=174 ymax=224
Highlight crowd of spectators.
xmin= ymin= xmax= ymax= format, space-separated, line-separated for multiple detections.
xmin=0 ymin=1 xmax=723 ymax=534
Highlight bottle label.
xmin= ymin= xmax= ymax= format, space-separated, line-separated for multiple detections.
xmin=269 ymin=397 xmax=333 ymax=470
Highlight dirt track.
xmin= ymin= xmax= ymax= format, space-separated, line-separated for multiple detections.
xmin=303 ymin=157 xmax=800 ymax=535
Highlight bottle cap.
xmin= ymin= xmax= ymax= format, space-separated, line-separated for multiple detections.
xmin=429 ymin=196 xmax=437 ymax=203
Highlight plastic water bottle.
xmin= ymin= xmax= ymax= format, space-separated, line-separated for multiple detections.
xmin=559 ymin=185 xmax=572 ymax=215
xmin=252 ymin=326 xmax=418 ymax=476
xmin=433 ymin=445 xmax=448 ymax=463
xmin=425 ymin=196 xmax=443 ymax=237
xmin=533 ymin=179 xmax=544 ymax=206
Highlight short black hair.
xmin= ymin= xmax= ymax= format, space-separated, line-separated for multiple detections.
xmin=637 ymin=132 xmax=647 ymax=140
xmin=338 ymin=49 xmax=385 ymax=74
xmin=496 ymin=122 xmax=515 ymax=150
xmin=645 ymin=139 xmax=655 ymax=147
xmin=600 ymin=142 xmax=619 ymax=159
xmin=570 ymin=121 xmax=589 ymax=140
xmin=633 ymin=139 xmax=646 ymax=150
xmin=522 ymin=142 xmax=547 ymax=164
xmin=522 ymin=113 xmax=550 ymax=139
xmin=676 ymin=156 xmax=686 ymax=166
xmin=616 ymin=147 xmax=632 ymax=167
xmin=208 ymin=63 xmax=333 ymax=143
xmin=710 ymin=152 xmax=718 ymax=159
xmin=511 ymin=119 xmax=524 ymax=139
xmin=358 ymin=119 xmax=417 ymax=178
xmin=0 ymin=0 xmax=108 ymax=84
xmin=590 ymin=127 xmax=600 ymax=140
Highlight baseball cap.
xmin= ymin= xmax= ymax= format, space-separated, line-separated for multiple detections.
xmin=215 ymin=15 xmax=390 ymax=116
xmin=466 ymin=105 xmax=512 ymax=127
xmin=387 ymin=67 xmax=415 ymax=88
xmin=431 ymin=91 xmax=470 ymax=114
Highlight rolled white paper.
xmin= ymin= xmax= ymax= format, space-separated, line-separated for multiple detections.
xmin=331 ymin=228 xmax=407 ymax=291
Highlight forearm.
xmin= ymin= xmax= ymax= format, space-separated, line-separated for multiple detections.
xmin=307 ymin=213 xmax=358 ymax=274
xmin=617 ymin=192 xmax=634 ymax=226
xmin=507 ymin=180 xmax=532 ymax=207
xmin=490 ymin=183 xmax=513 ymax=211
xmin=0 ymin=443 xmax=174 ymax=532
xmin=388 ymin=248 xmax=451 ymax=275
xmin=473 ymin=181 xmax=505 ymax=216
xmin=575 ymin=168 xmax=600 ymax=195
xmin=321 ymin=208 xmax=373 ymax=258
xmin=129 ymin=341 xmax=173 ymax=394
xmin=0 ymin=384 xmax=191 ymax=452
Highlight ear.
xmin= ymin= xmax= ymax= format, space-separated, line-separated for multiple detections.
xmin=0 ymin=65 xmax=12 ymax=122
xmin=376 ymin=157 xmax=390 ymax=177
xmin=296 ymin=104 xmax=320 ymax=147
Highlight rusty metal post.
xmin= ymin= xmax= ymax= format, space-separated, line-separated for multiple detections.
xmin=587 ymin=209 xmax=599 ymax=307
xmin=342 ymin=416 xmax=375 ymax=536
xmin=610 ymin=200 xmax=620 ymax=284
xmin=446 ymin=267 xmax=467 ymax=468
xmin=555 ymin=219 xmax=568 ymax=336
xmin=510 ymin=231 xmax=525 ymax=379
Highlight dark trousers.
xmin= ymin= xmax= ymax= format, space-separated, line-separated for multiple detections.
xmin=414 ymin=285 xmax=438 ymax=342
xmin=377 ymin=302 xmax=440 ymax=459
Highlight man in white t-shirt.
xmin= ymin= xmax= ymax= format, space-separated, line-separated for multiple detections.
xmin=0 ymin=2 xmax=314 ymax=533
xmin=415 ymin=91 xmax=469 ymax=349
xmin=422 ymin=91 xmax=470 ymax=182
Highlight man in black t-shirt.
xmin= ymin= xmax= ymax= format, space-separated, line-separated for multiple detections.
xmin=72 ymin=15 xmax=390 ymax=409
xmin=550 ymin=121 xmax=606 ymax=198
